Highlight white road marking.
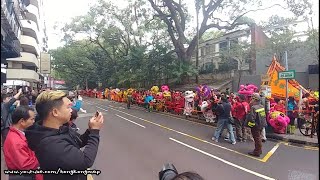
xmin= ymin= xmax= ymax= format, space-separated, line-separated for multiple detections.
xmin=115 ymin=114 xmax=146 ymax=128
xmin=85 ymin=101 xmax=264 ymax=161
xmin=269 ymin=144 xmax=280 ymax=154
xmin=96 ymin=106 xmax=108 ymax=111
xmin=169 ymin=137 xmax=276 ymax=180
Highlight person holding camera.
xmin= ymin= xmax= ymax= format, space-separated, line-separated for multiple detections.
xmin=25 ymin=90 xmax=104 ymax=180
xmin=1 ymin=88 xmax=23 ymax=145
xmin=211 ymin=95 xmax=236 ymax=145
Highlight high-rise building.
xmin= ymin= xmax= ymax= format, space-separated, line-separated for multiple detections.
xmin=2 ymin=0 xmax=48 ymax=88
xmin=1 ymin=0 xmax=30 ymax=85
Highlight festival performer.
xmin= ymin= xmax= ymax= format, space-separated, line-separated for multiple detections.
xmin=267 ymin=102 xmax=290 ymax=134
xmin=172 ymin=91 xmax=184 ymax=115
xmin=238 ymin=84 xmax=258 ymax=101
xmin=151 ymin=86 xmax=160 ymax=96
xmin=184 ymin=91 xmax=195 ymax=116
xmin=154 ymin=92 xmax=164 ymax=111
xmin=196 ymin=85 xmax=214 ymax=122
xmin=161 ymin=85 xmax=172 ymax=112
xmin=144 ymin=92 xmax=154 ymax=112
xmin=127 ymin=88 xmax=134 ymax=109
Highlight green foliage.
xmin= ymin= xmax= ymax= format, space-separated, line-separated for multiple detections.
xmin=51 ymin=0 xmax=314 ymax=88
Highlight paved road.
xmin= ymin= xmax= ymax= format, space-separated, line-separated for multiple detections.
xmin=1 ymin=97 xmax=319 ymax=180
xmin=79 ymin=97 xmax=319 ymax=180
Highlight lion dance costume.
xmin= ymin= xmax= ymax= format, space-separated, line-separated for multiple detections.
xmin=267 ymin=103 xmax=290 ymax=134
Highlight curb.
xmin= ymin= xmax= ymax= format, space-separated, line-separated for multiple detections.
xmin=92 ymin=98 xmax=319 ymax=147
xmin=153 ymin=109 xmax=319 ymax=147
xmin=266 ymin=134 xmax=319 ymax=147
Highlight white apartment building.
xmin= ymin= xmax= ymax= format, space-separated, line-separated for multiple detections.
xmin=191 ymin=29 xmax=252 ymax=73
xmin=4 ymin=0 xmax=48 ymax=88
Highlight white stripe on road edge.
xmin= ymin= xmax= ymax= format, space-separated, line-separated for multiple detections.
xmin=261 ymin=143 xmax=280 ymax=162
xmin=115 ymin=114 xmax=146 ymax=128
xmin=85 ymin=101 xmax=264 ymax=161
xmin=169 ymin=137 xmax=276 ymax=180
xmin=96 ymin=106 xmax=108 ymax=111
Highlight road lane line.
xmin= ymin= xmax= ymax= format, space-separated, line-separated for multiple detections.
xmin=169 ymin=138 xmax=276 ymax=180
xmin=115 ymin=114 xmax=146 ymax=128
xmin=87 ymin=98 xmax=214 ymax=127
xmin=86 ymin=101 xmax=265 ymax=161
xmin=89 ymin=100 xmax=319 ymax=153
xmin=96 ymin=106 xmax=108 ymax=111
xmin=260 ymin=143 xmax=280 ymax=162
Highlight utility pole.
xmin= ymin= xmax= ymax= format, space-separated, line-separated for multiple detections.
xmin=284 ymin=51 xmax=288 ymax=134
xmin=195 ymin=1 xmax=200 ymax=84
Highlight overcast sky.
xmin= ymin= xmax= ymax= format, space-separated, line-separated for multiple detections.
xmin=44 ymin=0 xmax=319 ymax=50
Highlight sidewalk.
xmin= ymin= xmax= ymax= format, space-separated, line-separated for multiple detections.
xmin=150 ymin=109 xmax=319 ymax=147
xmin=266 ymin=128 xmax=318 ymax=147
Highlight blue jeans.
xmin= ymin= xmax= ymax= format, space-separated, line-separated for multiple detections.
xmin=213 ymin=118 xmax=236 ymax=143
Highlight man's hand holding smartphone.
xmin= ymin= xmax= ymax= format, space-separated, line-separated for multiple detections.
xmin=89 ymin=111 xmax=104 ymax=130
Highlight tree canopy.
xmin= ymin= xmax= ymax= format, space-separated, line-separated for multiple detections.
xmin=51 ymin=0 xmax=315 ymax=89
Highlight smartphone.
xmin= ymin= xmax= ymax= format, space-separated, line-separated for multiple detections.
xmin=95 ymin=111 xmax=99 ymax=117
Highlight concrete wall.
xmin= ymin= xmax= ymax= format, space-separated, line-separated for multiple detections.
xmin=295 ymin=72 xmax=309 ymax=88
xmin=309 ymin=74 xmax=319 ymax=90
xmin=232 ymin=75 xmax=261 ymax=92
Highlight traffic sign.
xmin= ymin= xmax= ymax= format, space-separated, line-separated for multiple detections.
xmin=278 ymin=70 xmax=295 ymax=79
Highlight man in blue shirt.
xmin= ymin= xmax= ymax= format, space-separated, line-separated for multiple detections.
xmin=144 ymin=92 xmax=154 ymax=112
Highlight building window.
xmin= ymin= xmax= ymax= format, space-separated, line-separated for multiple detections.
xmin=201 ymin=47 xmax=205 ymax=56
xmin=205 ymin=45 xmax=210 ymax=55
xmin=219 ymin=41 xmax=228 ymax=50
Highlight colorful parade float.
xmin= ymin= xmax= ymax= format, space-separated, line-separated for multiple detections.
xmin=260 ymin=56 xmax=318 ymax=134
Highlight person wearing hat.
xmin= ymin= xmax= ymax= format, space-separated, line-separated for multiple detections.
xmin=246 ymin=93 xmax=267 ymax=157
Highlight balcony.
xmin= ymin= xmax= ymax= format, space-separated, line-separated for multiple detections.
xmin=1 ymin=0 xmax=22 ymax=58
xmin=21 ymin=19 xmax=39 ymax=43
xmin=7 ymin=52 xmax=39 ymax=68
xmin=25 ymin=4 xmax=39 ymax=30
xmin=20 ymin=35 xmax=40 ymax=56
xmin=6 ymin=68 xmax=39 ymax=82
xmin=1 ymin=0 xmax=22 ymax=40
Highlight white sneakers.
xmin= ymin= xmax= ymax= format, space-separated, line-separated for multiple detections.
xmin=211 ymin=137 xmax=218 ymax=143
xmin=80 ymin=108 xmax=87 ymax=113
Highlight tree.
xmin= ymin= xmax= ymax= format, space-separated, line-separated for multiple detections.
xmin=147 ymin=0 xmax=312 ymax=64
xmin=219 ymin=40 xmax=251 ymax=88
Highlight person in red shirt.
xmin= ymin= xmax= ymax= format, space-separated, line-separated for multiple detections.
xmin=274 ymin=98 xmax=286 ymax=113
xmin=3 ymin=106 xmax=43 ymax=180
xmin=232 ymin=94 xmax=250 ymax=142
